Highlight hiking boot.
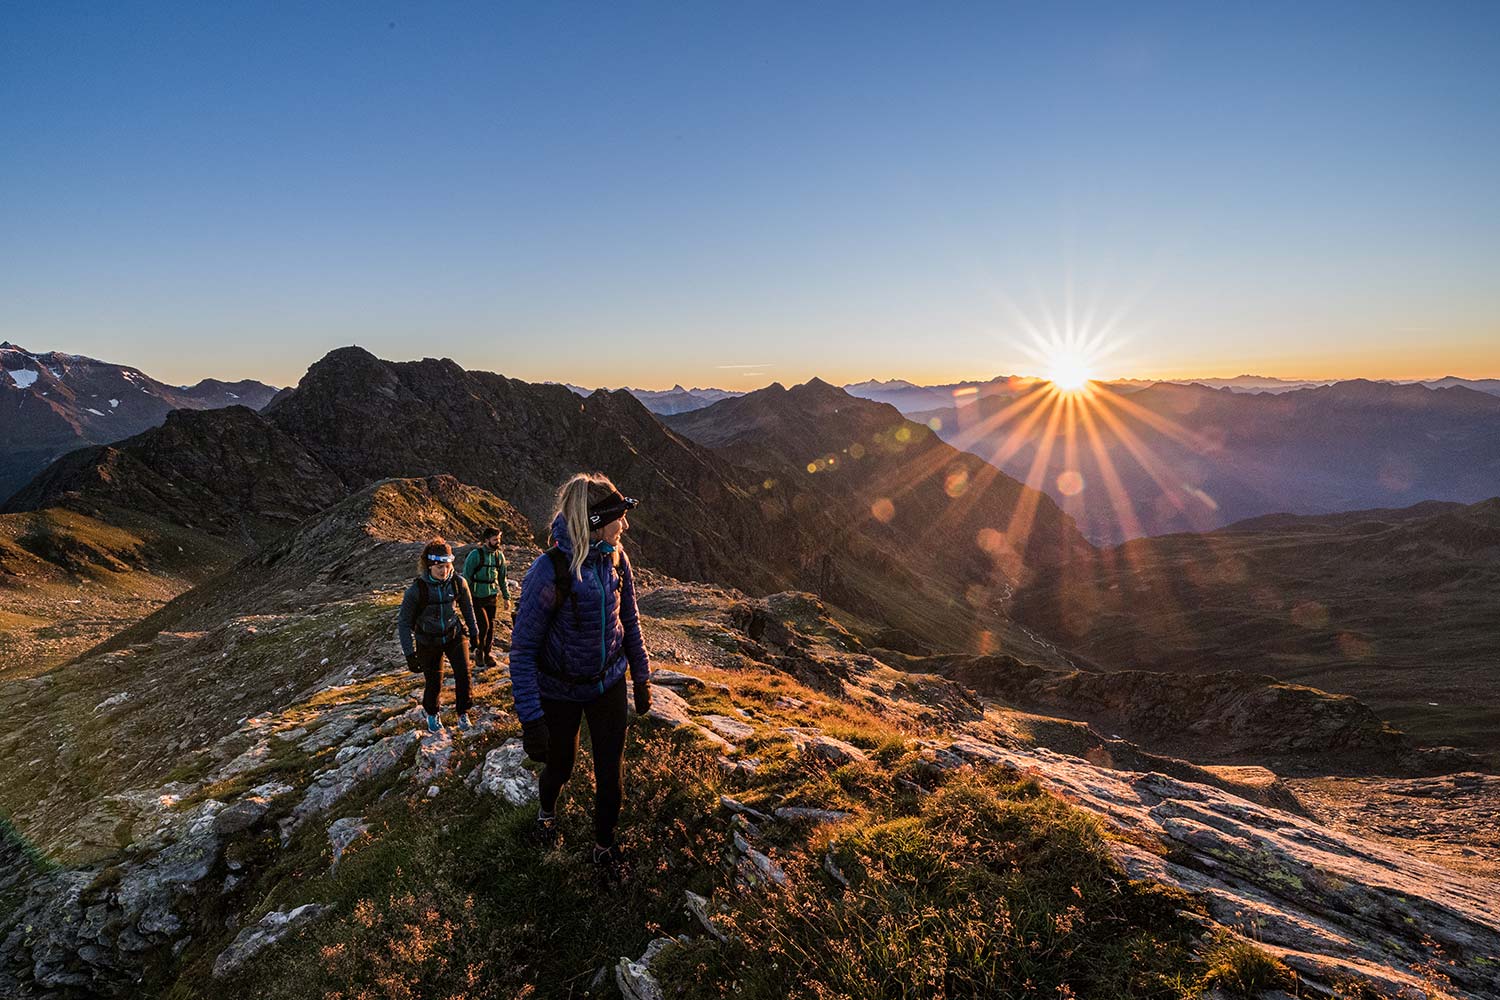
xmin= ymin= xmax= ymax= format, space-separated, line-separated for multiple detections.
xmin=532 ymin=811 xmax=559 ymax=848
xmin=425 ymin=713 xmax=443 ymax=733
xmin=592 ymin=842 xmax=629 ymax=885
xmin=485 ymin=652 xmax=500 ymax=669
xmin=456 ymin=712 xmax=472 ymax=732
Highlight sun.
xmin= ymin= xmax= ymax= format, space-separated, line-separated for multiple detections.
xmin=1045 ymin=351 xmax=1094 ymax=392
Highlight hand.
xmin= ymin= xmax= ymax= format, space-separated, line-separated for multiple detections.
xmin=405 ymin=652 xmax=421 ymax=673
xmin=521 ymin=719 xmax=550 ymax=763
xmin=633 ymin=681 xmax=651 ymax=716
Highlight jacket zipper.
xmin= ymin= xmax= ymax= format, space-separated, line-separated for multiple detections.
xmin=597 ymin=557 xmax=608 ymax=693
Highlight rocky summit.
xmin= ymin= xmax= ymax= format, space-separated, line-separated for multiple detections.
xmin=1 ymin=475 xmax=1496 ymax=1000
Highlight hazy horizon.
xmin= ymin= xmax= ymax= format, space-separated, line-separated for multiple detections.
xmin=7 ymin=335 xmax=1499 ymax=395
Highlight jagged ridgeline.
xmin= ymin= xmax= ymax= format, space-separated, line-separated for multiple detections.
xmin=5 ymin=346 xmax=1089 ymax=653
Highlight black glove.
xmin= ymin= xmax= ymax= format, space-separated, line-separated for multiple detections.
xmin=405 ymin=652 xmax=421 ymax=673
xmin=633 ymin=681 xmax=651 ymax=716
xmin=521 ymin=719 xmax=550 ymax=763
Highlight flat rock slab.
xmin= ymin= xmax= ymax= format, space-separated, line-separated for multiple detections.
xmin=700 ymin=715 xmax=755 ymax=741
xmin=774 ymin=806 xmax=853 ymax=824
xmin=782 ymin=728 xmax=868 ymax=766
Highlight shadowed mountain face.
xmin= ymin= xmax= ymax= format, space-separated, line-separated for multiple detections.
xmin=4 ymin=406 xmax=347 ymax=546
xmin=8 ymin=348 xmax=792 ymax=597
xmin=0 ymin=343 xmax=279 ymax=505
xmin=664 ymin=377 xmax=1090 ymax=573
xmin=911 ymin=378 xmax=1500 ymax=544
xmin=663 ymin=378 xmax=1092 ymax=651
xmin=1013 ymin=497 xmax=1500 ymax=757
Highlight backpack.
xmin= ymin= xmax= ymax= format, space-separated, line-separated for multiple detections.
xmin=472 ymin=548 xmax=501 ymax=585
xmin=543 ymin=546 xmax=578 ymax=624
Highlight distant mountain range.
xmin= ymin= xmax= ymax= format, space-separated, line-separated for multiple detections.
xmin=0 ymin=342 xmax=278 ymax=505
xmin=564 ymin=373 xmax=1500 ymax=420
xmin=907 ymin=378 xmax=1500 ymax=543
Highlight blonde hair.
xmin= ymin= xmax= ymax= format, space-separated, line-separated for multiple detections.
xmin=553 ymin=472 xmax=625 ymax=579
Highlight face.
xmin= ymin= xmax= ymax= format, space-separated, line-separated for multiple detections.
xmin=429 ymin=560 xmax=454 ymax=581
xmin=485 ymin=536 xmax=500 ymax=550
xmin=600 ymin=513 xmax=627 ymax=546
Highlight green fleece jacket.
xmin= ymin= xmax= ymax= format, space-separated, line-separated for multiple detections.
xmin=463 ymin=545 xmax=510 ymax=600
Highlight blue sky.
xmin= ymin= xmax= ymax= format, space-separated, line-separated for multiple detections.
xmin=2 ymin=2 xmax=1497 ymax=389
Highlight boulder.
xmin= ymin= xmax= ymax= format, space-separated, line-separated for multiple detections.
xmin=466 ymin=739 xmax=539 ymax=806
xmin=211 ymin=903 xmax=328 ymax=978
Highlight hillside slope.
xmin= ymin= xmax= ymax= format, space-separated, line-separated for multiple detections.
xmin=1014 ymin=497 xmax=1500 ymax=757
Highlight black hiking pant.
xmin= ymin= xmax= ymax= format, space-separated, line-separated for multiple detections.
xmin=416 ymin=635 xmax=472 ymax=715
xmin=474 ymin=595 xmax=499 ymax=661
xmin=538 ymin=678 xmax=629 ymax=847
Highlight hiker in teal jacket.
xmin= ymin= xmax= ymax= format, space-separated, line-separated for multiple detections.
xmin=463 ymin=526 xmax=510 ymax=669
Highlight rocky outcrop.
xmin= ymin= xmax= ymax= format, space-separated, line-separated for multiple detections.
xmin=211 ymin=903 xmax=329 ymax=978
xmin=922 ymin=737 xmax=1500 ymax=999
xmin=280 ymin=730 xmax=418 ymax=843
xmin=0 ymin=799 xmax=228 ymax=995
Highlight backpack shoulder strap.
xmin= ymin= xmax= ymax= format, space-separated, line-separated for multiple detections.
xmin=414 ymin=577 xmax=430 ymax=613
xmin=544 ymin=547 xmax=572 ymax=604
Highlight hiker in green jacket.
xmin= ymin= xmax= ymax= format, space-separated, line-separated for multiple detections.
xmin=463 ymin=526 xmax=510 ymax=670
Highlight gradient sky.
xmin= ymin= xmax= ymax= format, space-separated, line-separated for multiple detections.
xmin=2 ymin=2 xmax=1497 ymax=390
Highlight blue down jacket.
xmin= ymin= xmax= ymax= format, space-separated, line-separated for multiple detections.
xmin=507 ymin=513 xmax=650 ymax=723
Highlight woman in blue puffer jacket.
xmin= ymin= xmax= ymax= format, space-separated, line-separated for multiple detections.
xmin=508 ymin=472 xmax=651 ymax=877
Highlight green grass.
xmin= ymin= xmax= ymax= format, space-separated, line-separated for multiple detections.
xmin=654 ymin=767 xmax=1208 ymax=1000
xmin=1200 ymin=932 xmax=1295 ymax=997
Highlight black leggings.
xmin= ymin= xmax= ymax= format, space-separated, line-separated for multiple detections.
xmin=538 ymin=678 xmax=629 ymax=847
xmin=416 ymin=636 xmax=472 ymax=715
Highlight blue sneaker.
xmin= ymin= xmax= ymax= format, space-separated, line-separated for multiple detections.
xmin=457 ymin=712 xmax=472 ymax=731
xmin=425 ymin=713 xmax=443 ymax=733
